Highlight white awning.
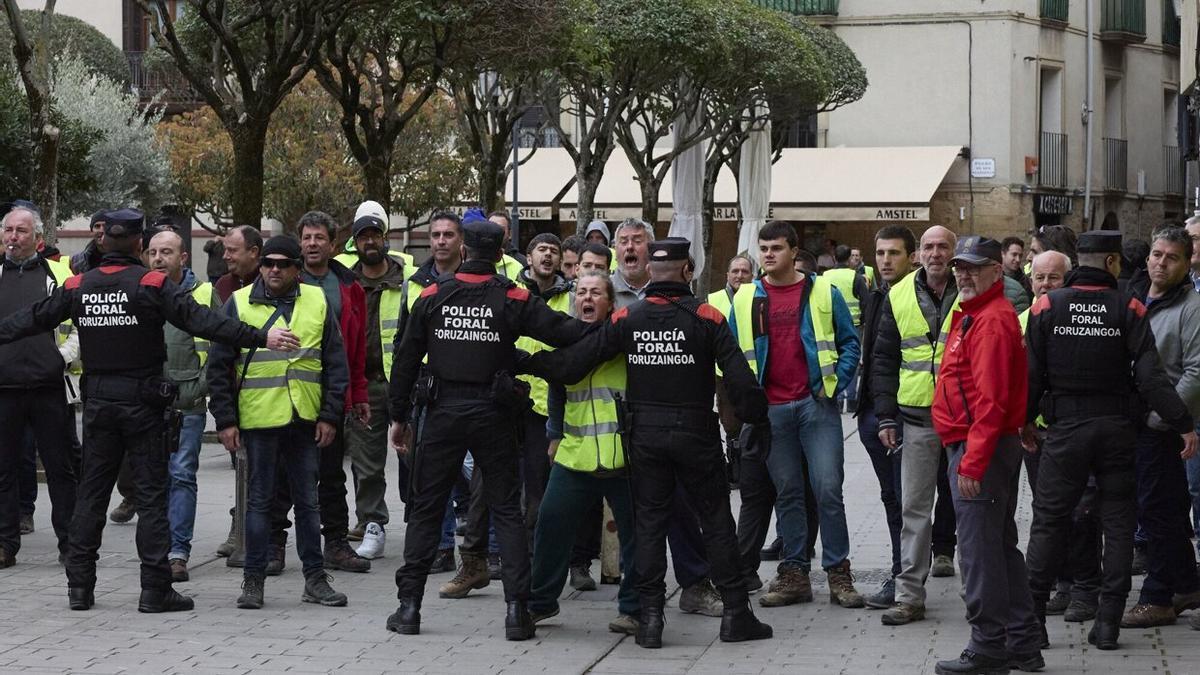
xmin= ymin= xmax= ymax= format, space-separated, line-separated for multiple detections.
xmin=458 ymin=145 xmax=963 ymax=222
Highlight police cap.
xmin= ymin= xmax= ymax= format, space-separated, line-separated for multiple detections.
xmin=462 ymin=219 xmax=504 ymax=254
xmin=950 ymin=235 xmax=1002 ymax=266
xmin=102 ymin=208 xmax=145 ymax=238
xmin=648 ymin=237 xmax=691 ymax=262
xmin=1077 ymin=230 xmax=1122 ymax=254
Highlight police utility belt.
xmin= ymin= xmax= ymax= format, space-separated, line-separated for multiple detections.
xmin=83 ymin=373 xmax=179 ymax=409
xmin=1041 ymin=393 xmax=1137 ymax=424
xmin=415 ymin=370 xmax=531 ymax=412
xmin=626 ymin=401 xmax=717 ymax=431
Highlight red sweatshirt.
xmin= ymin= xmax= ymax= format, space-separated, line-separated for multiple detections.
xmin=932 ymin=278 xmax=1026 ymax=481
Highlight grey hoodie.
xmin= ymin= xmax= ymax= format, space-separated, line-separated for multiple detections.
xmin=584 ymin=220 xmax=610 ymax=246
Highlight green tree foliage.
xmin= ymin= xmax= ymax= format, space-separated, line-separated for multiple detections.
xmin=52 ymin=57 xmax=171 ymax=218
xmin=0 ymin=68 xmax=97 ymax=225
xmin=0 ymin=10 xmax=128 ymax=85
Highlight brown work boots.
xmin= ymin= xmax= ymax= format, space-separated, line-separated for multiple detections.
xmin=439 ymin=548 xmax=490 ymax=598
xmin=759 ymin=566 xmax=813 ymax=606
xmin=826 ymin=560 xmax=865 ymax=608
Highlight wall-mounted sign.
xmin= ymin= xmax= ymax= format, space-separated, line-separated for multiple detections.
xmin=1034 ymin=194 xmax=1073 ymax=215
xmin=971 ymin=158 xmax=997 ymax=179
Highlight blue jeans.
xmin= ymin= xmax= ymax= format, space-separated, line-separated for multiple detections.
xmin=244 ymin=424 xmax=324 ymax=579
xmin=766 ymin=396 xmax=849 ymax=570
xmin=167 ymin=413 xmax=206 ymax=561
xmin=1188 ymin=424 xmax=1200 ymax=549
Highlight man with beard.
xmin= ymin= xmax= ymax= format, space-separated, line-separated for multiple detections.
xmin=560 ymin=235 xmax=584 ymax=281
xmin=345 ymin=212 xmax=408 ymax=564
xmin=266 ymin=212 xmax=371 ymax=574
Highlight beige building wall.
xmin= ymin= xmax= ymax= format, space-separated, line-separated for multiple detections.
xmin=823 ymin=0 xmax=1184 ymax=248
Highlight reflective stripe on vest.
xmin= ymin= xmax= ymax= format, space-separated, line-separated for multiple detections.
xmin=234 ymin=284 xmax=327 ymax=429
xmin=191 ymin=282 xmax=214 ymax=367
xmin=822 ymin=268 xmax=860 ymax=326
xmin=730 ymin=277 xmax=840 ymax=397
xmin=379 ymin=287 xmax=404 ymax=381
xmin=556 ymin=356 xmax=626 ymax=472
xmin=888 ymin=272 xmax=959 ymax=408
xmin=517 ymin=291 xmax=572 ymax=417
xmin=707 ymin=288 xmax=733 ymax=377
xmin=47 ymin=259 xmax=73 ymax=347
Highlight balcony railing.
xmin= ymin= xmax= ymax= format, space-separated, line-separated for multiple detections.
xmin=1040 ymin=0 xmax=1069 ymax=25
xmin=126 ymin=51 xmax=202 ymax=107
xmin=1038 ymin=131 xmax=1068 ymax=188
xmin=1163 ymin=0 xmax=1181 ymax=48
xmin=754 ymin=0 xmax=838 ymax=15
xmin=1164 ymin=145 xmax=1184 ymax=194
xmin=1103 ymin=137 xmax=1128 ymax=191
xmin=1100 ymin=0 xmax=1146 ymax=43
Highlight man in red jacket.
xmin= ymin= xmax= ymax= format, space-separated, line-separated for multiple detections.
xmin=931 ymin=236 xmax=1042 ymax=675
xmin=267 ymin=212 xmax=371 ymax=574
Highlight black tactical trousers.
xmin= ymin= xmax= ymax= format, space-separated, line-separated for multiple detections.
xmin=69 ymin=387 xmax=172 ymax=591
xmin=1026 ymin=415 xmax=1137 ymax=615
xmin=395 ymin=398 xmax=529 ymax=602
xmin=0 ymin=388 xmax=76 ymax=558
xmin=270 ymin=419 xmax=350 ymax=545
xmin=627 ymin=408 xmax=745 ymax=608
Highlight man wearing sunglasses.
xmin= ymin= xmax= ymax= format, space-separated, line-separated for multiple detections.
xmin=208 ymin=235 xmax=351 ymax=611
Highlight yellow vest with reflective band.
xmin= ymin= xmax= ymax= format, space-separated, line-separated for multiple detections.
xmin=191 ymin=281 xmax=214 ymax=367
xmin=1018 ymin=307 xmax=1030 ymax=334
xmin=608 ymin=249 xmax=618 ymax=273
xmin=517 ymin=290 xmax=572 ymax=416
xmin=706 ymin=288 xmax=733 ymax=318
xmin=495 ymin=254 xmax=524 ymax=280
xmin=731 ymin=277 xmax=840 ymax=398
xmin=889 ymin=272 xmax=960 ymax=408
xmin=334 ymin=249 xmax=414 ymax=280
xmin=233 ymin=284 xmax=327 ymax=429
xmin=556 ymin=356 xmax=627 ymax=472
xmin=707 ymin=288 xmax=733 ymax=377
xmin=378 ymin=285 xmax=405 ymax=381
xmin=822 ymin=268 xmax=861 ymax=326
xmin=46 ymin=259 xmax=74 ymax=347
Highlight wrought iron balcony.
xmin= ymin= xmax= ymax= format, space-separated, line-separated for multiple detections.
xmin=126 ymin=51 xmax=202 ymax=109
xmin=1099 ymin=0 xmax=1146 ymax=43
xmin=1038 ymin=132 xmax=1068 ymax=188
xmin=1040 ymin=0 xmax=1069 ymax=26
xmin=1103 ymin=137 xmax=1128 ymax=191
xmin=754 ymin=0 xmax=838 ymax=16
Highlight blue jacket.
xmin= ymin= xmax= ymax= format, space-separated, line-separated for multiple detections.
xmin=727 ymin=273 xmax=860 ymax=399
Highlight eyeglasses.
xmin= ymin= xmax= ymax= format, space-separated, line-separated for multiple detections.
xmin=260 ymin=258 xmax=299 ymax=270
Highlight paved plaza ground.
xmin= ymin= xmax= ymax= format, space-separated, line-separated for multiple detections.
xmin=2 ymin=416 xmax=1198 ymax=674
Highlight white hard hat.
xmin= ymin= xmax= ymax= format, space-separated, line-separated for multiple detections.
xmin=355 ymin=200 xmax=388 ymax=224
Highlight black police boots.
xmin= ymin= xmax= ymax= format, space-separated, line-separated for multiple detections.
xmin=636 ymin=605 xmax=665 ymax=649
xmin=68 ymin=585 xmax=95 ymax=611
xmin=138 ymin=588 xmax=195 ymax=613
xmin=719 ymin=599 xmax=773 ymax=642
xmin=386 ymin=597 xmax=421 ymax=635
xmin=1088 ymin=601 xmax=1123 ymax=650
xmin=505 ymin=601 xmax=536 ymax=641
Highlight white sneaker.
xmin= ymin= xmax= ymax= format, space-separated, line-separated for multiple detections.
xmin=356 ymin=522 xmax=385 ymax=559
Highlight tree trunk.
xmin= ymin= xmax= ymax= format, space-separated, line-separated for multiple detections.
xmin=575 ymin=166 xmax=599 ymax=233
xmin=478 ymin=156 xmax=504 ymax=214
xmin=362 ymin=155 xmax=392 ymax=214
xmin=32 ymin=121 xmax=58 ymax=243
xmin=228 ymin=124 xmax=268 ymax=227
xmin=639 ymin=179 xmax=660 ymax=226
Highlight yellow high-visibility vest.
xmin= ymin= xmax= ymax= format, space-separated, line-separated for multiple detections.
xmin=731 ymin=277 xmax=840 ymax=397
xmin=556 ymin=356 xmax=626 ymax=472
xmin=888 ymin=272 xmax=959 ymax=408
xmin=232 ymin=284 xmax=327 ymax=429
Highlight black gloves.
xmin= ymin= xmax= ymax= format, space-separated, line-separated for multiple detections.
xmin=738 ymin=422 xmax=772 ymax=463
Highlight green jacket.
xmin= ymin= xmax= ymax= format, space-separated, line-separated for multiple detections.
xmin=164 ymin=269 xmax=216 ymax=414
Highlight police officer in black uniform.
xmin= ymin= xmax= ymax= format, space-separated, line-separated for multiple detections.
xmin=0 ymin=209 xmax=297 ymax=612
xmin=1024 ymin=229 xmax=1197 ymax=650
xmin=521 ymin=237 xmax=773 ymax=649
xmin=386 ymin=219 xmax=585 ymax=640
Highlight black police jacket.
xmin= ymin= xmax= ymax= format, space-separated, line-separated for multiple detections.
xmin=521 ymin=280 xmax=768 ymax=426
xmin=0 ymin=253 xmax=267 ymax=379
xmin=854 ymin=282 xmax=889 ymax=417
xmin=389 ymin=259 xmax=586 ymax=421
xmin=1025 ymin=265 xmax=1191 ymax=431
